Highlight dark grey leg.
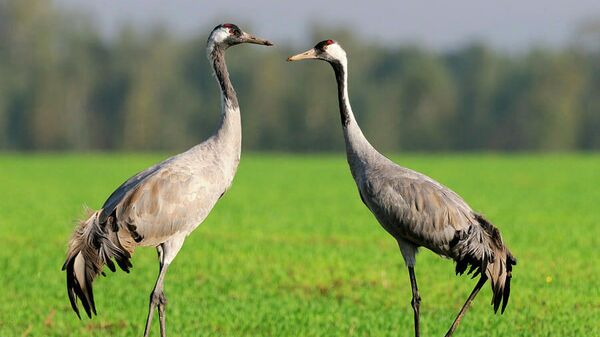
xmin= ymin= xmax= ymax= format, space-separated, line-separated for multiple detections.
xmin=144 ymin=245 xmax=169 ymax=337
xmin=408 ymin=266 xmax=421 ymax=337
xmin=444 ymin=276 xmax=488 ymax=337
xmin=158 ymin=289 xmax=167 ymax=337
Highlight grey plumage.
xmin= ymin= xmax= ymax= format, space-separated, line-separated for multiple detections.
xmin=62 ymin=24 xmax=272 ymax=337
xmin=355 ymin=157 xmax=516 ymax=312
xmin=288 ymin=40 xmax=516 ymax=337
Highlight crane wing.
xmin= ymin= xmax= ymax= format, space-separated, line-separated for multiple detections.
xmin=101 ymin=157 xmax=226 ymax=247
xmin=98 ymin=158 xmax=175 ymax=224
xmin=362 ymin=166 xmax=477 ymax=255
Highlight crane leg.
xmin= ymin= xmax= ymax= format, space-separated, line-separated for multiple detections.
xmin=444 ymin=276 xmax=488 ymax=337
xmin=144 ymin=245 xmax=169 ymax=337
xmin=143 ymin=237 xmax=185 ymax=337
xmin=408 ymin=266 xmax=421 ymax=337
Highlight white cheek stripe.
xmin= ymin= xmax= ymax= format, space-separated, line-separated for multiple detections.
xmin=211 ymin=29 xmax=230 ymax=44
xmin=327 ymin=44 xmax=347 ymax=61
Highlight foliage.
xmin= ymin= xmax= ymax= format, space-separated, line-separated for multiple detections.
xmin=1 ymin=0 xmax=600 ymax=151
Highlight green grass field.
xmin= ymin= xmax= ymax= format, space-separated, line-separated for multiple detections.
xmin=0 ymin=153 xmax=599 ymax=337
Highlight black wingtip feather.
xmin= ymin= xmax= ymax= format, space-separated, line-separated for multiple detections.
xmin=493 ymin=286 xmax=502 ymax=313
xmin=63 ymin=210 xmax=136 ymax=321
xmin=115 ymin=253 xmax=132 ymax=273
xmin=501 ymin=275 xmax=511 ymax=314
xmin=455 ymin=259 xmax=468 ymax=275
xmin=501 ymin=255 xmax=515 ymax=314
xmin=65 ymin=258 xmax=81 ymax=319
xmin=72 ymin=274 xmax=92 ymax=318
xmin=64 ymin=255 xmax=97 ymax=319
xmin=64 ymin=252 xmax=130 ymax=319
xmin=85 ymin=276 xmax=97 ymax=316
xmin=105 ymin=257 xmax=116 ymax=273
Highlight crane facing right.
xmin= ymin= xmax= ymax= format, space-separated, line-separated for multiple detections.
xmin=288 ymin=40 xmax=517 ymax=337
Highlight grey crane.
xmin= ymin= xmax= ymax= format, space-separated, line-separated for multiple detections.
xmin=288 ymin=40 xmax=516 ymax=337
xmin=62 ymin=23 xmax=272 ymax=337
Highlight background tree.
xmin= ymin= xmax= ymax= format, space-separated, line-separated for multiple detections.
xmin=0 ymin=0 xmax=598 ymax=152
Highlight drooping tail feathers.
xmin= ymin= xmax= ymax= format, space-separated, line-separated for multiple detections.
xmin=61 ymin=209 xmax=132 ymax=319
xmin=450 ymin=213 xmax=517 ymax=314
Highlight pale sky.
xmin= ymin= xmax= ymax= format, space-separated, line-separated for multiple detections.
xmin=53 ymin=0 xmax=600 ymax=50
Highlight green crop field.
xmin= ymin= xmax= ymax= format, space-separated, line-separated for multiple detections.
xmin=0 ymin=153 xmax=598 ymax=337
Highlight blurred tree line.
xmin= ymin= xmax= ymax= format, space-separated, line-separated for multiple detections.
xmin=1 ymin=0 xmax=599 ymax=152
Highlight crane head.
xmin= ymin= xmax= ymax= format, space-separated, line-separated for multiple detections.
xmin=208 ymin=23 xmax=273 ymax=48
xmin=287 ymin=39 xmax=347 ymax=63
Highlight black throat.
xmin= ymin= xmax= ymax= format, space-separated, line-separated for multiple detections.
xmin=210 ymin=45 xmax=239 ymax=108
xmin=331 ymin=60 xmax=350 ymax=127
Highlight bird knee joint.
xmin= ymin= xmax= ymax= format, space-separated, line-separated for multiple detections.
xmin=151 ymin=291 xmax=167 ymax=305
xmin=411 ymin=295 xmax=421 ymax=309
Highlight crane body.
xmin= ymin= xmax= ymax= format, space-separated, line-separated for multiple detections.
xmin=63 ymin=23 xmax=272 ymax=337
xmin=288 ymin=40 xmax=516 ymax=337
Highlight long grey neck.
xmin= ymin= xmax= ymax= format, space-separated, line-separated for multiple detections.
xmin=331 ymin=60 xmax=378 ymax=168
xmin=207 ymin=44 xmax=242 ymax=161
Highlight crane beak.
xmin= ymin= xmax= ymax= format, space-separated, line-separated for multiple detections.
xmin=287 ymin=48 xmax=318 ymax=61
xmin=242 ymin=32 xmax=273 ymax=46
